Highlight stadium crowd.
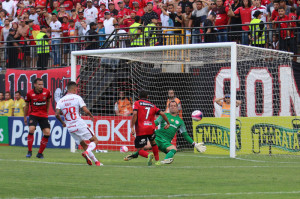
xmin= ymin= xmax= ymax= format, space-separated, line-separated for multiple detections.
xmin=0 ymin=0 xmax=299 ymax=69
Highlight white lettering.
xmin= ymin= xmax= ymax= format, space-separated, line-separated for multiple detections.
xmin=111 ymin=120 xmax=126 ymax=141
xmin=96 ymin=120 xmax=110 ymax=141
xmin=0 ymin=129 xmax=3 ymax=142
xmin=11 ymin=120 xmax=23 ymax=145
xmin=51 ymin=126 xmax=62 ymax=147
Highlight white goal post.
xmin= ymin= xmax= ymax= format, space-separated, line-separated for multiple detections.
xmin=70 ymin=43 xmax=296 ymax=159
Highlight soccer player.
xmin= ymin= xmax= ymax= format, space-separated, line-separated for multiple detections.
xmin=125 ymin=101 xmax=206 ymax=164
xmin=214 ymin=94 xmax=242 ymax=117
xmin=24 ymin=78 xmax=51 ymax=159
xmin=130 ymin=90 xmax=170 ymax=166
xmin=55 ymin=81 xmax=102 ymax=166
xmin=14 ymin=91 xmax=26 ymax=117
xmin=3 ymin=91 xmax=14 ymax=116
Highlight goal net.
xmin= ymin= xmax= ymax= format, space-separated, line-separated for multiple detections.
xmin=71 ymin=43 xmax=300 ymax=160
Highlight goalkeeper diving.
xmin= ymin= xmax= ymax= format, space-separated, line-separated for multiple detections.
xmin=124 ymin=100 xmax=206 ymax=164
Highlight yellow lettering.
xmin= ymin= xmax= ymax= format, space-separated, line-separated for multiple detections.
xmin=282 ymin=131 xmax=288 ymax=148
xmin=204 ymin=127 xmax=210 ymax=142
xmin=293 ymin=134 xmax=299 ymax=150
xmin=217 ymin=128 xmax=223 ymax=145
xmin=211 ymin=128 xmax=217 ymax=144
xmin=275 ymin=129 xmax=281 ymax=146
xmin=287 ymin=132 xmax=293 ymax=149
xmin=223 ymin=130 xmax=229 ymax=148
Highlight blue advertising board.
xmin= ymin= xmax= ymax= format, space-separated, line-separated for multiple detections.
xmin=8 ymin=116 xmax=70 ymax=148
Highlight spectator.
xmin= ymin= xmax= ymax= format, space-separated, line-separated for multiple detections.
xmin=203 ymin=11 xmax=217 ymax=42
xmin=142 ymin=2 xmax=159 ymax=26
xmin=15 ymin=19 xmax=29 ymax=67
xmin=68 ymin=19 xmax=77 ymax=51
xmin=228 ymin=0 xmax=252 ymax=45
xmin=63 ymin=0 xmax=74 ymax=15
xmin=3 ymin=91 xmax=14 ymax=116
xmin=104 ymin=11 xmax=117 ymax=37
xmin=145 ymin=17 xmax=159 ymax=46
xmin=36 ymin=25 xmax=51 ymax=69
xmin=267 ymin=0 xmax=275 ymax=21
xmin=165 ymin=89 xmax=183 ymax=119
xmin=178 ymin=0 xmax=193 ymax=14
xmin=0 ymin=10 xmax=6 ymax=26
xmin=251 ymin=0 xmax=267 ymax=22
xmin=108 ymin=2 xmax=119 ymax=17
xmin=75 ymin=10 xmax=86 ymax=39
xmin=182 ymin=4 xmax=193 ymax=43
xmin=288 ymin=6 xmax=297 ymax=54
xmin=25 ymin=19 xmax=39 ymax=68
xmin=3 ymin=0 xmax=15 ymax=16
xmin=35 ymin=0 xmax=47 ymax=9
xmin=61 ymin=16 xmax=69 ymax=66
xmin=29 ymin=6 xmax=39 ymax=25
xmin=6 ymin=28 xmax=20 ymax=68
xmin=249 ymin=10 xmax=266 ymax=47
xmin=58 ymin=5 xmax=70 ymax=23
xmin=271 ymin=33 xmax=279 ymax=49
xmin=117 ymin=0 xmax=130 ymax=18
xmin=123 ymin=11 xmax=136 ymax=31
xmin=279 ymin=0 xmax=291 ymax=14
xmin=37 ymin=8 xmax=52 ymax=27
xmin=0 ymin=92 xmax=4 ymax=115
xmin=153 ymin=0 xmax=162 ymax=19
xmin=49 ymin=13 xmax=62 ymax=67
xmin=212 ymin=0 xmax=230 ymax=42
xmin=132 ymin=1 xmax=145 ymax=17
xmin=124 ymin=0 xmax=131 ymax=9
xmin=51 ymin=1 xmax=60 ymax=15
xmin=84 ymin=0 xmax=98 ymax=25
xmin=274 ymin=6 xmax=290 ymax=51
xmin=98 ymin=3 xmax=109 ymax=21
xmin=85 ymin=22 xmax=98 ymax=50
xmin=214 ymin=94 xmax=241 ymax=117
xmin=228 ymin=0 xmax=242 ymax=42
xmin=0 ymin=19 xmax=11 ymax=57
xmin=96 ymin=19 xmax=106 ymax=47
xmin=271 ymin=0 xmax=280 ymax=21
xmin=16 ymin=1 xmax=29 ymax=20
xmin=189 ymin=0 xmax=212 ymax=43
xmin=70 ymin=9 xmax=79 ymax=23
xmin=161 ymin=4 xmax=184 ymax=32
xmin=14 ymin=91 xmax=25 ymax=117
xmin=113 ymin=23 xmax=128 ymax=48
xmin=129 ymin=0 xmax=145 ymax=9
xmin=0 ymin=2 xmax=8 ymax=17
xmin=129 ymin=15 xmax=143 ymax=46
xmin=75 ymin=2 xmax=83 ymax=13
xmin=114 ymin=91 xmax=133 ymax=116
xmin=79 ymin=21 xmax=90 ymax=48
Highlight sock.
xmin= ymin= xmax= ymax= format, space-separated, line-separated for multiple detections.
xmin=86 ymin=142 xmax=96 ymax=153
xmin=165 ymin=149 xmax=176 ymax=159
xmin=133 ymin=151 xmax=139 ymax=157
xmin=138 ymin=150 xmax=149 ymax=158
xmin=27 ymin=133 xmax=34 ymax=152
xmin=88 ymin=151 xmax=99 ymax=162
xmin=38 ymin=135 xmax=50 ymax=154
xmin=152 ymin=144 xmax=159 ymax=161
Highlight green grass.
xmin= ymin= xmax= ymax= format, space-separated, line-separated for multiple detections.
xmin=1 ymin=146 xmax=300 ymax=199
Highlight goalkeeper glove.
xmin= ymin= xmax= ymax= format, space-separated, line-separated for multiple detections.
xmin=193 ymin=142 xmax=206 ymax=153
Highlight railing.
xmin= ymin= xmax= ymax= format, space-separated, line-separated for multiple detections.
xmin=1 ymin=20 xmax=299 ymax=70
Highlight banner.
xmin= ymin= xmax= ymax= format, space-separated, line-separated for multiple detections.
xmin=9 ymin=116 xmax=70 ymax=148
xmin=193 ymin=117 xmax=300 ymax=155
xmin=5 ymin=66 xmax=80 ymax=115
xmin=0 ymin=116 xmax=9 ymax=145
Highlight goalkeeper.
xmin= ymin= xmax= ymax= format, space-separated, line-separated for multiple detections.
xmin=124 ymin=101 xmax=206 ymax=164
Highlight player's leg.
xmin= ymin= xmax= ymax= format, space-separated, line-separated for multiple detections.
xmin=161 ymin=145 xmax=177 ymax=164
xmin=36 ymin=117 xmax=51 ymax=159
xmin=124 ymin=141 xmax=151 ymax=161
xmin=80 ymin=140 xmax=93 ymax=166
xmin=149 ymin=134 xmax=159 ymax=162
xmin=26 ymin=116 xmax=38 ymax=158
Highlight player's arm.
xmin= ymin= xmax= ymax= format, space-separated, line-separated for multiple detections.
xmin=130 ymin=110 xmax=138 ymax=135
xmin=154 ymin=115 xmax=163 ymax=126
xmin=182 ymin=131 xmax=206 ymax=153
xmin=11 ymin=108 xmax=14 ymax=116
xmin=55 ymin=108 xmax=66 ymax=127
xmin=159 ymin=111 xmax=170 ymax=129
xmin=82 ymin=106 xmax=94 ymax=122
xmin=24 ymin=102 xmax=29 ymax=125
xmin=214 ymin=97 xmax=223 ymax=106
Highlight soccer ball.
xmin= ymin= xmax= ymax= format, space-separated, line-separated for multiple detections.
xmin=120 ymin=146 xmax=128 ymax=153
xmin=192 ymin=110 xmax=203 ymax=121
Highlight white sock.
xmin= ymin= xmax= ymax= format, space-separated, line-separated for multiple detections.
xmin=86 ymin=142 xmax=96 ymax=153
xmin=88 ymin=151 xmax=98 ymax=162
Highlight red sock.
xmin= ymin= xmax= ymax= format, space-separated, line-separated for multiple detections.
xmin=152 ymin=145 xmax=159 ymax=161
xmin=27 ymin=133 xmax=34 ymax=152
xmin=38 ymin=136 xmax=49 ymax=154
xmin=138 ymin=150 xmax=149 ymax=158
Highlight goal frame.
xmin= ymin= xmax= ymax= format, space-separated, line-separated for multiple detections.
xmin=70 ymin=43 xmax=238 ymax=158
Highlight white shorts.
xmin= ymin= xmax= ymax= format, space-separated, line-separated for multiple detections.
xmin=68 ymin=125 xmax=95 ymax=145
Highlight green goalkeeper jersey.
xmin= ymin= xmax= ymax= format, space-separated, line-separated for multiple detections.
xmin=155 ymin=113 xmax=187 ymax=143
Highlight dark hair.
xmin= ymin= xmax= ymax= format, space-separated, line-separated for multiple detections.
xmin=139 ymin=90 xmax=148 ymax=99
xmin=168 ymin=100 xmax=178 ymax=107
xmin=34 ymin=78 xmax=43 ymax=84
xmin=15 ymin=91 xmax=21 ymax=94
xmin=290 ymin=6 xmax=296 ymax=13
xmin=67 ymin=81 xmax=77 ymax=90
xmin=134 ymin=15 xmax=140 ymax=22
xmin=273 ymin=0 xmax=280 ymax=3
xmin=278 ymin=6 xmax=285 ymax=10
xmin=168 ymin=4 xmax=174 ymax=7
xmin=5 ymin=91 xmax=10 ymax=95
xmin=241 ymin=0 xmax=251 ymax=8
xmin=0 ymin=92 xmax=4 ymax=95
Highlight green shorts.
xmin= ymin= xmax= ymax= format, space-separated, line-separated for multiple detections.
xmin=155 ymin=137 xmax=173 ymax=154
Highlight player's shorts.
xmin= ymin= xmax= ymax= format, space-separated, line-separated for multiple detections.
xmin=68 ymin=125 xmax=95 ymax=145
xmin=155 ymin=137 xmax=173 ymax=154
xmin=29 ymin=115 xmax=50 ymax=130
xmin=135 ymin=134 xmax=156 ymax=148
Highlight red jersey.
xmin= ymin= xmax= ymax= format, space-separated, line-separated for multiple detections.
xmin=61 ymin=22 xmax=70 ymax=42
xmin=261 ymin=0 xmax=270 ymax=6
xmin=276 ymin=15 xmax=290 ymax=39
xmin=271 ymin=10 xmax=279 ymax=21
xmin=25 ymin=88 xmax=51 ymax=118
xmin=213 ymin=7 xmax=229 ymax=29
xmin=133 ymin=99 xmax=160 ymax=136
xmin=289 ymin=13 xmax=297 ymax=38
xmin=234 ymin=7 xmax=251 ymax=30
xmin=123 ymin=18 xmax=135 ymax=30
xmin=63 ymin=0 xmax=74 ymax=11
xmin=118 ymin=8 xmax=130 ymax=18
xmin=35 ymin=0 xmax=47 ymax=7
xmin=98 ymin=9 xmax=109 ymax=21
xmin=129 ymin=0 xmax=146 ymax=9
xmin=134 ymin=8 xmax=145 ymax=17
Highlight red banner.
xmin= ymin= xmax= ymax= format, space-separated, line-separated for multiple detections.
xmin=5 ymin=66 xmax=80 ymax=115
xmin=82 ymin=116 xmax=177 ymax=151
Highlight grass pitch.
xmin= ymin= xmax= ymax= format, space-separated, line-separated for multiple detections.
xmin=1 ymin=146 xmax=300 ymax=199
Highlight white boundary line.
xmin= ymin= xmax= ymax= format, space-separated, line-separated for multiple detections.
xmin=1 ymin=159 xmax=300 ymax=169
xmin=2 ymin=191 xmax=300 ymax=199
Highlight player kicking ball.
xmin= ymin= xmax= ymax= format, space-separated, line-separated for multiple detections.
xmin=55 ymin=81 xmax=102 ymax=166
xmin=129 ymin=90 xmax=170 ymax=166
xmin=125 ymin=101 xmax=206 ymax=165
